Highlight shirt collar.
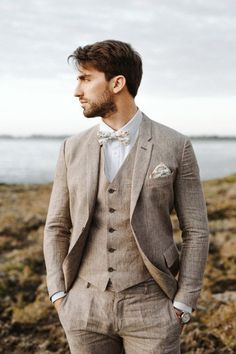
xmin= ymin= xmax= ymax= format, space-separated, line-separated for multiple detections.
xmin=99 ymin=108 xmax=143 ymax=141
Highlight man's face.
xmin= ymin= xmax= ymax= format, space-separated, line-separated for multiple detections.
xmin=74 ymin=65 xmax=117 ymax=118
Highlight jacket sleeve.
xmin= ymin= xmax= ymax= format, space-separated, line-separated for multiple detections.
xmin=173 ymin=138 xmax=209 ymax=309
xmin=43 ymin=139 xmax=72 ymax=298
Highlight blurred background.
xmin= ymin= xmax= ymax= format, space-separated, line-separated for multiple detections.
xmin=0 ymin=0 xmax=235 ymax=353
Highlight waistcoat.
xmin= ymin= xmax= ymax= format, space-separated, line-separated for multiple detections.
xmin=78 ymin=138 xmax=152 ymax=292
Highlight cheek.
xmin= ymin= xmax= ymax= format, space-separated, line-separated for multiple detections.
xmin=94 ymin=80 xmax=110 ymax=94
xmin=86 ymin=83 xmax=99 ymax=95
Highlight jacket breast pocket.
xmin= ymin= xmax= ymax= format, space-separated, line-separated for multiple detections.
xmin=146 ymin=171 xmax=174 ymax=188
xmin=143 ymin=171 xmax=174 ymax=207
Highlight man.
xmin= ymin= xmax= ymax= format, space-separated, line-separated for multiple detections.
xmin=43 ymin=40 xmax=209 ymax=354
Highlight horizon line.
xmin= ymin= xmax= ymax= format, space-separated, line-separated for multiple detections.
xmin=0 ymin=134 xmax=236 ymax=140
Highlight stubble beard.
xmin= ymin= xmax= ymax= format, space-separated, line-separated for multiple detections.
xmin=82 ymin=88 xmax=117 ymax=118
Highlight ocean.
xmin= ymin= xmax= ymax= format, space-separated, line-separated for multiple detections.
xmin=0 ymin=138 xmax=235 ymax=184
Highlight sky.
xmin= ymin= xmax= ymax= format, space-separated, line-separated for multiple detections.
xmin=0 ymin=0 xmax=236 ymax=136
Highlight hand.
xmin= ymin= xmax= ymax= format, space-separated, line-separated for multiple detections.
xmin=173 ymin=307 xmax=184 ymax=333
xmin=54 ymin=297 xmax=64 ymax=313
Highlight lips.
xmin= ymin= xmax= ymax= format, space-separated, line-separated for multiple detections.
xmin=80 ymin=101 xmax=88 ymax=107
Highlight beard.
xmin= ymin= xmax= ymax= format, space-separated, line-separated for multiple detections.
xmin=82 ymin=88 xmax=117 ymax=118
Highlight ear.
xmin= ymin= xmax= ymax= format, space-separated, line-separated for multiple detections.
xmin=110 ymin=75 xmax=126 ymax=94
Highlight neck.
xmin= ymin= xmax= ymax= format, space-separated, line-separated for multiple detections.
xmin=101 ymin=100 xmax=138 ymax=131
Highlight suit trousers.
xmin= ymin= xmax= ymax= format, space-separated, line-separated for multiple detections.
xmin=57 ymin=277 xmax=181 ymax=354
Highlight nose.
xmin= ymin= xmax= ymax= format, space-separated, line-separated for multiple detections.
xmin=74 ymin=82 xmax=83 ymax=98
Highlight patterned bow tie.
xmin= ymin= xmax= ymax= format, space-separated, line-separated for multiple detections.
xmin=97 ymin=130 xmax=130 ymax=145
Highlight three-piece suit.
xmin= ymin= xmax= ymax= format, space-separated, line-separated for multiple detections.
xmin=44 ymin=113 xmax=209 ymax=353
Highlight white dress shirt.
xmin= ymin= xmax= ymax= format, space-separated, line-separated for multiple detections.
xmin=100 ymin=108 xmax=143 ymax=182
xmin=51 ymin=108 xmax=192 ymax=314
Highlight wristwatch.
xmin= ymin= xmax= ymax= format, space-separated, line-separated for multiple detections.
xmin=174 ymin=309 xmax=191 ymax=324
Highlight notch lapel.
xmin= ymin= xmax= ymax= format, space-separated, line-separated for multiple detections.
xmin=130 ymin=115 xmax=153 ymax=218
xmin=86 ymin=126 xmax=101 ymax=219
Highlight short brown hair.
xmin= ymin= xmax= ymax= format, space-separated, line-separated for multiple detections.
xmin=67 ymin=39 xmax=143 ymax=98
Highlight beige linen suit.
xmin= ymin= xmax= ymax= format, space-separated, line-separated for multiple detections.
xmin=44 ymin=114 xmax=209 ymax=353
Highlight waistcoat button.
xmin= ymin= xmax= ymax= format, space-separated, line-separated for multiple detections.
xmin=108 ymin=267 xmax=115 ymax=272
xmin=108 ymin=188 xmax=116 ymax=193
xmin=109 ymin=208 xmax=116 ymax=213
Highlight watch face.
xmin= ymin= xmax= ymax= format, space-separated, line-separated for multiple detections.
xmin=181 ymin=312 xmax=191 ymax=324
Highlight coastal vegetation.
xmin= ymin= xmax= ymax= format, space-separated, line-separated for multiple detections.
xmin=0 ymin=174 xmax=235 ymax=353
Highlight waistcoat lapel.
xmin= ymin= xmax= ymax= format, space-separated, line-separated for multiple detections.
xmin=130 ymin=114 xmax=153 ymax=218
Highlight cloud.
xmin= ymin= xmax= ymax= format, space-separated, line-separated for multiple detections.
xmin=0 ymin=0 xmax=235 ymax=135
xmin=1 ymin=0 xmax=235 ymax=96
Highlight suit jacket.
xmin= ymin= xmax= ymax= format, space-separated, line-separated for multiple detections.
xmin=43 ymin=114 xmax=209 ymax=309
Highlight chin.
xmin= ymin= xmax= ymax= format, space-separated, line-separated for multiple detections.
xmin=83 ymin=110 xmax=97 ymax=118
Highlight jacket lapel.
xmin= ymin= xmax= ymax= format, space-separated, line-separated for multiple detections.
xmin=63 ymin=126 xmax=101 ymax=289
xmin=82 ymin=114 xmax=153 ymax=221
xmin=86 ymin=126 xmax=101 ymax=219
xmin=130 ymin=114 xmax=153 ymax=218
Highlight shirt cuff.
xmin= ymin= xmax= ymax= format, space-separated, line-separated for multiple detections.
xmin=51 ymin=291 xmax=67 ymax=303
xmin=173 ymin=301 xmax=192 ymax=313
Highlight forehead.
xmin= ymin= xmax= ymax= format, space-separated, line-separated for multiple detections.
xmin=78 ymin=64 xmax=103 ymax=76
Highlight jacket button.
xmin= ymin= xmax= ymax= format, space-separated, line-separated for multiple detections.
xmin=108 ymin=248 xmax=116 ymax=253
xmin=109 ymin=208 xmax=115 ymax=213
xmin=108 ymin=227 xmax=115 ymax=233
xmin=108 ymin=267 xmax=115 ymax=272
xmin=108 ymin=188 xmax=116 ymax=193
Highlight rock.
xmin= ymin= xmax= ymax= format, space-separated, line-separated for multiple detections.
xmin=0 ymin=174 xmax=236 ymax=353
xmin=212 ymin=291 xmax=236 ymax=303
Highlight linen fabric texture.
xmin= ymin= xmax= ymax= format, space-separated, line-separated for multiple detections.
xmin=43 ymin=113 xmax=209 ymax=352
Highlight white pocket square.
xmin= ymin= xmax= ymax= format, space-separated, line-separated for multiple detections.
xmin=149 ymin=162 xmax=172 ymax=179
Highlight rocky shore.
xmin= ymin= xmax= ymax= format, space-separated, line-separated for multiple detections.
xmin=0 ymin=174 xmax=235 ymax=353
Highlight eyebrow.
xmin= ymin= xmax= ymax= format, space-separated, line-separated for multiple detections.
xmin=77 ymin=74 xmax=92 ymax=80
